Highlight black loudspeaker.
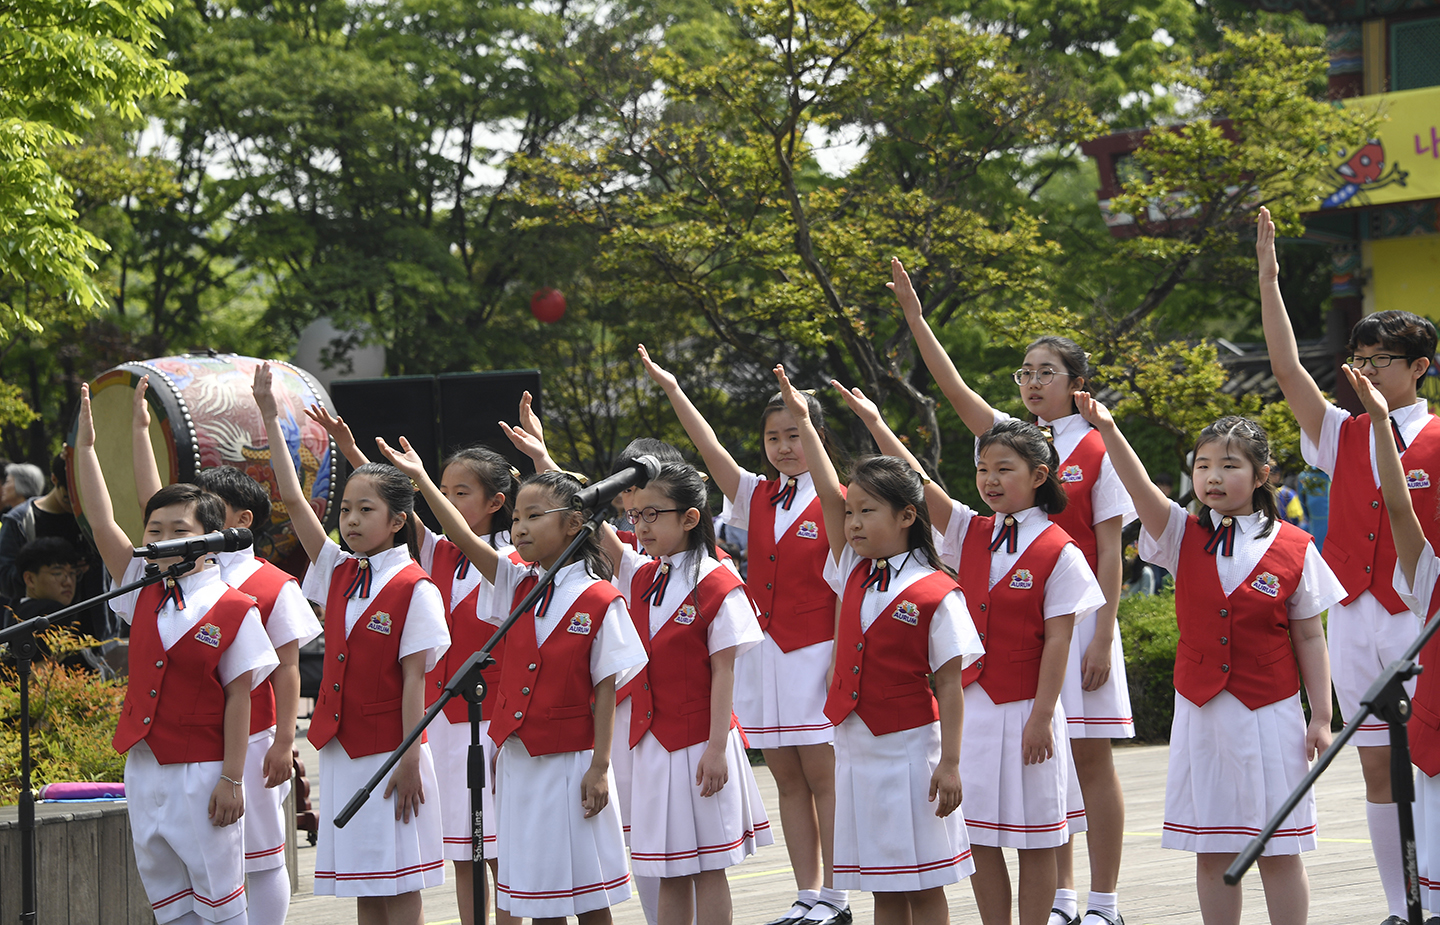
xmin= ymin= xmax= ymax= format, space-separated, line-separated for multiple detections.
xmin=329 ymin=375 xmax=441 ymax=532
xmin=437 ymin=370 xmax=543 ymax=476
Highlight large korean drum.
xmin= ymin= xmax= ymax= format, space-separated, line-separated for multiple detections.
xmin=71 ymin=354 xmax=339 ymax=574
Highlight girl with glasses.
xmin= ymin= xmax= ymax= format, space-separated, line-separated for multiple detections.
xmin=891 ymin=258 xmax=1135 ymax=925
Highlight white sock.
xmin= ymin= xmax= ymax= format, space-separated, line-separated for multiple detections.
xmin=802 ymin=887 xmax=849 ymax=919
xmin=1369 ymin=800 xmax=1407 ymax=917
xmin=636 ymin=874 xmax=661 ymax=925
xmin=1086 ymin=891 xmax=1118 ymax=920
xmin=245 ymin=866 xmax=288 ymax=925
xmin=1051 ymin=888 xmax=1079 ymax=921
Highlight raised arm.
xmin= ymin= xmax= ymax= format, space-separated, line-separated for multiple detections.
xmin=131 ymin=375 xmax=163 ymax=505
xmin=638 ymin=344 xmax=742 ymax=501
xmin=889 ymin=257 xmax=997 ymax=436
xmin=831 ymin=379 xmax=956 ymax=532
xmin=305 ymin=404 xmax=371 ymax=469
xmin=1345 ymin=364 xmax=1424 ymax=584
xmin=502 ymin=391 xmax=560 ymax=473
xmin=376 ymin=436 xmax=501 ymax=584
xmin=1073 ymin=392 xmax=1172 ymax=540
xmin=74 ymin=383 xmax=137 ymax=582
xmin=253 ymin=363 xmax=329 ymax=564
xmin=776 ymin=366 xmax=846 ymax=563
xmin=1257 ymin=208 xmax=1329 ymax=443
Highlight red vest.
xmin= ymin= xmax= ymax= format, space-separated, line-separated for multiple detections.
xmin=1326 ymin=413 xmax=1440 ymax=614
xmin=1406 ymin=578 xmax=1440 ymax=776
xmin=113 ymin=583 xmax=254 ymax=764
xmin=1049 ymin=428 xmax=1106 ymax=572
xmin=958 ymin=518 xmax=1071 ymax=704
xmin=745 ymin=483 xmax=837 ymax=652
xmin=487 ymin=578 xmax=624 ymax=756
xmin=626 ymin=562 xmax=745 ymax=750
xmin=237 ymin=560 xmax=295 ymax=734
xmin=1173 ymin=517 xmax=1309 ymax=709
xmin=825 ymin=565 xmax=957 ymax=734
xmin=308 ymin=559 xmax=430 ymax=758
xmin=424 ymin=541 xmax=510 ymax=724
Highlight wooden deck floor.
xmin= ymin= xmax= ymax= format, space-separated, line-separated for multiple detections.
xmin=285 ymin=732 xmax=1389 ymax=925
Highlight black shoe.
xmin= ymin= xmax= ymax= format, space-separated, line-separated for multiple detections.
xmin=763 ymin=903 xmax=814 ymax=925
xmin=1080 ymin=912 xmax=1124 ymax=925
xmin=1380 ymin=917 xmax=1406 ymax=925
xmin=804 ymin=901 xmax=853 ymax=925
xmin=1049 ymin=910 xmax=1080 ymax=925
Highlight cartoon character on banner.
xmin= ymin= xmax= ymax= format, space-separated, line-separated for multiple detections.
xmin=1321 ymin=139 xmax=1410 ymax=209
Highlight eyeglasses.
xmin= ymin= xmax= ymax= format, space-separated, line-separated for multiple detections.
xmin=1012 ymin=368 xmax=1065 ymax=386
xmin=626 ymin=507 xmax=681 ymax=524
xmin=1346 ymin=354 xmax=1419 ymax=370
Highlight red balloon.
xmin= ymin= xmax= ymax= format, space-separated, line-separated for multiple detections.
xmin=530 ymin=288 xmax=567 ymax=323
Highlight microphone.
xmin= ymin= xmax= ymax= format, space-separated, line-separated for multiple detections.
xmin=570 ymin=455 xmax=662 ymax=512
xmin=133 ymin=528 xmax=253 ymax=559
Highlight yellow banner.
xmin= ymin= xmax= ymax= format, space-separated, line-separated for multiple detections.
xmin=1322 ymin=84 xmax=1440 ymax=210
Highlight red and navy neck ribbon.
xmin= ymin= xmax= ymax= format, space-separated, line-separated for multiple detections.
xmin=770 ymin=477 xmax=799 ymax=511
xmin=532 ymin=582 xmax=555 ymax=619
xmin=1392 ymin=417 xmax=1408 ymax=452
xmin=344 ymin=558 xmax=373 ymax=600
xmin=641 ymin=563 xmax=671 ymax=607
xmin=157 ymin=577 xmax=186 ymax=614
xmin=989 ymin=515 xmax=1019 ymax=555
xmin=862 ymin=558 xmax=891 ymax=593
xmin=455 ymin=554 xmax=471 ymax=581
xmin=1204 ymin=515 xmax=1237 ymax=557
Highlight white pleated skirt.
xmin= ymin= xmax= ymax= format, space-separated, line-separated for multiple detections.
xmin=733 ymin=634 xmax=835 ymax=748
xmin=494 ymin=737 xmax=632 ymax=916
xmin=959 ymin=685 xmax=1076 ymax=849
xmin=428 ymin=713 xmax=498 ymax=861
xmin=628 ymin=726 xmax=774 ymax=877
xmin=1414 ymin=769 xmax=1440 ymax=910
xmin=832 ymin=714 xmax=974 ymax=891
xmin=1161 ymin=690 xmax=1317 ymax=855
xmin=614 ymin=698 xmax=636 ymax=843
xmin=1059 ymin=616 xmax=1135 ymax=740
xmin=242 ymin=727 xmax=289 ymax=872
xmin=315 ymin=740 xmax=446 ymax=896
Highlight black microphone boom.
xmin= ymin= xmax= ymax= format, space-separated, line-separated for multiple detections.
xmin=570 ymin=455 xmax=662 ymax=512
xmin=134 ymin=527 xmax=254 ymax=559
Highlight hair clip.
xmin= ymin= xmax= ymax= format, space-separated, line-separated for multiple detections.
xmin=409 ymin=478 xmax=420 ymax=492
xmin=698 ymin=471 xmax=710 ymax=482
xmin=801 ymin=388 xmax=818 ymax=396
xmin=509 ymin=466 xmax=522 ymax=482
xmin=1039 ymin=426 xmax=1055 ymax=444
xmin=562 ymin=469 xmax=590 ymax=486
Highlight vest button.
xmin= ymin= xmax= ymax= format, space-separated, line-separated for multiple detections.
xmin=851 ymin=666 xmax=859 ymax=674
xmin=436 ymin=680 xmax=442 ymax=688
xmin=337 ymin=653 xmax=346 ymax=662
xmin=1219 ymin=609 xmax=1228 ymax=617
xmin=155 ymin=660 xmax=164 ymax=668
xmin=647 ymin=711 xmax=652 ymax=718
xmin=1366 ymin=566 xmax=1372 ymax=573
xmin=333 ymin=683 xmax=340 ymax=692
xmin=142 ymin=717 xmax=151 ymax=725
xmin=770 ymin=555 xmax=777 ymax=561
xmin=851 ymin=691 xmax=858 ymax=700
xmin=1221 ymin=664 xmax=1230 ymax=673
xmin=856 ymin=642 xmax=863 ymax=651
xmin=1369 ymin=533 xmax=1376 ymax=541
xmin=979 ymin=603 xmax=987 ymax=612
xmin=643 ymin=683 xmax=650 ymax=691
xmin=528 ymin=663 xmax=537 ymax=671
xmin=1373 ymin=501 xmax=1381 ymax=509
xmin=521 ymin=687 xmax=531 ymax=695
xmin=1220 ymin=636 xmax=1228 ymax=645
xmin=979 ymin=632 xmax=985 ymax=641
xmin=149 ymin=689 xmax=157 ymax=697
xmin=514 ymin=711 xmax=523 ymax=719
xmin=333 ymin=713 xmax=340 ymax=720
xmin=766 ymin=582 xmax=773 ymax=589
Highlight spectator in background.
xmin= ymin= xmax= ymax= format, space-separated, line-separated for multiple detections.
xmin=1298 ymin=465 xmax=1331 ymax=552
xmin=3 ymin=537 xmax=80 ymax=622
xmin=1271 ymin=461 xmax=1306 ymax=529
xmin=2 ymin=462 xmax=45 ymax=513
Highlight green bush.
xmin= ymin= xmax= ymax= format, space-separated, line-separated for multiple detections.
xmin=1119 ymin=587 xmax=1180 ymax=743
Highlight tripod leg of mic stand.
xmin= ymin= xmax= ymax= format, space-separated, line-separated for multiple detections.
xmin=469 ymin=701 xmax=487 ymax=925
xmin=1390 ymin=719 xmax=1425 ymax=925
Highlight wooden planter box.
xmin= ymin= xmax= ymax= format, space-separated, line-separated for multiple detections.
xmin=0 ymin=801 xmax=153 ymax=924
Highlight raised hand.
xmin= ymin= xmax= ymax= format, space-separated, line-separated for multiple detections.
xmin=1073 ymin=391 xmax=1115 ymax=429
xmin=1343 ymin=363 xmax=1391 ymax=419
xmin=637 ymin=344 xmax=680 ymax=393
xmin=375 ymin=436 xmax=427 ymax=482
xmin=252 ymin=363 xmax=280 ymax=420
xmin=886 ymin=256 xmax=923 ymax=317
xmin=1257 ymin=207 xmax=1280 ymax=285
xmin=831 ymin=379 xmax=881 ymax=425
xmin=500 ymin=420 xmax=549 ymax=464
xmin=517 ymin=390 xmax=545 ymax=442
xmin=77 ymin=383 xmax=96 ymax=449
xmin=132 ymin=375 xmax=151 ymax=431
xmin=772 ymin=365 xmax=810 ymax=423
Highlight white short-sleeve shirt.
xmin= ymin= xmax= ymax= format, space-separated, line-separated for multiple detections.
xmin=1395 ymin=540 xmax=1440 ymax=618
xmin=719 ymin=469 xmax=817 ymax=542
xmin=215 ymin=548 xmax=322 ymax=650
xmin=115 ymin=558 xmax=279 ymax=690
xmin=1139 ymin=503 xmax=1344 ymax=620
xmin=300 ymin=540 xmax=450 ymax=671
xmin=616 ymin=546 xmax=762 ymax=656
xmin=1302 ymin=397 xmax=1433 ymax=486
xmin=823 ymin=545 xmax=983 ymax=672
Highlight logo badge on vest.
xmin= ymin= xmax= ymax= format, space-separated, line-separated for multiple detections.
xmin=1408 ymin=469 xmax=1431 ymax=489
xmin=568 ymin=612 xmax=593 ymax=635
xmin=366 ymin=611 xmax=393 ymax=635
xmin=194 ymin=623 xmax=222 ymax=647
xmin=892 ymin=601 xmax=920 ymax=625
xmin=1250 ymin=572 xmax=1281 ymax=598
xmin=1009 ymin=568 xmax=1035 ymax=590
xmin=797 ymin=520 xmax=820 ymax=540
xmin=1060 ymin=464 xmax=1084 ymax=483
xmin=675 ymin=604 xmax=697 ymax=625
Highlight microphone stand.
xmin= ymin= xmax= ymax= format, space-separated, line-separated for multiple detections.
xmin=1224 ymin=609 xmax=1440 ymax=925
xmin=335 ymin=504 xmax=615 ymax=925
xmin=0 ymin=555 xmax=204 ymax=925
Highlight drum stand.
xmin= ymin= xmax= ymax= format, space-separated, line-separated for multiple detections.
xmin=0 ymin=557 xmax=202 ymax=925
xmin=337 ymin=504 xmax=613 ymax=925
xmin=1226 ymin=610 xmax=1440 ymax=925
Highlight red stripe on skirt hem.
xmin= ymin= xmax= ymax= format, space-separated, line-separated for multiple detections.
xmin=498 ymin=873 xmax=631 ymax=899
xmin=194 ymin=885 xmax=246 ymax=909
xmin=631 ymin=827 xmax=767 ymax=861
xmin=1163 ymin=822 xmax=1316 ymax=838
xmin=151 ymin=888 xmax=194 ymax=910
xmin=834 ymin=849 xmax=972 ymax=875
xmin=245 ymin=843 xmax=286 ymax=859
xmin=315 ymin=860 xmax=446 ymax=881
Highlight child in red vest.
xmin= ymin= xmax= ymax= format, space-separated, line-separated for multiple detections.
xmin=1075 ymin=393 xmax=1340 ymax=925
xmin=891 ymin=258 xmax=1133 ymax=925
xmin=131 ymin=376 xmax=321 ymax=925
xmin=381 ymin=437 xmax=648 ymax=925
xmin=1347 ymin=363 xmax=1440 ymax=917
xmin=774 ymin=367 xmax=981 ymax=925
xmin=597 ymin=461 xmax=772 ymax=925
xmin=639 ymin=345 xmax=852 ymax=925
xmin=77 ymin=384 xmax=279 ymax=925
xmin=1259 ymin=207 xmax=1440 ymax=923
xmin=254 ymin=364 xmax=450 ymax=925
xmin=305 ymin=404 xmax=520 ymax=925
